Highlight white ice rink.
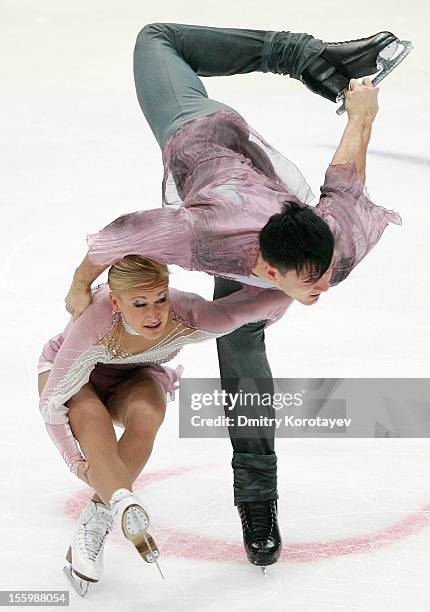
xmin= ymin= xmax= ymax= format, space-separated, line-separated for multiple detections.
xmin=1 ymin=1 xmax=430 ymax=610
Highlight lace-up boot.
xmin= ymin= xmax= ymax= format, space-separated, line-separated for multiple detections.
xmin=109 ymin=488 xmax=160 ymax=564
xmin=237 ymin=500 xmax=282 ymax=566
xmin=301 ymin=31 xmax=399 ymax=102
xmin=65 ymin=500 xmax=113 ymax=583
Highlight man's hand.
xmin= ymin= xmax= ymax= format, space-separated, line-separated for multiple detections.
xmin=65 ymin=279 xmax=92 ymax=321
xmin=330 ymin=78 xmax=379 ymax=183
xmin=344 ymin=78 xmax=379 ymax=125
xmin=64 ymin=251 xmax=108 ymax=319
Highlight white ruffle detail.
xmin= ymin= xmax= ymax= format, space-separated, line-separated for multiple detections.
xmin=41 ymin=330 xmax=224 ymax=424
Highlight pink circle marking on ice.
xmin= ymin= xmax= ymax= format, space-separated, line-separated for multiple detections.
xmin=64 ymin=466 xmax=430 ymax=563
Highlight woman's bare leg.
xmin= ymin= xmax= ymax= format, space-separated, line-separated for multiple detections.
xmin=108 ymin=372 xmax=166 ymax=484
xmin=66 ymin=384 xmax=133 ymax=505
xmin=66 ymin=373 xmax=166 ymax=505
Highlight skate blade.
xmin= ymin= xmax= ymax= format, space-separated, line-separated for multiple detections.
xmin=65 ymin=546 xmax=99 ymax=583
xmin=142 ymin=532 xmax=165 ymax=581
xmin=261 ymin=566 xmax=268 ymax=578
xmin=122 ymin=506 xmax=164 ymax=578
xmin=336 ymin=39 xmax=414 ymax=115
xmin=63 ymin=564 xmax=90 ymax=597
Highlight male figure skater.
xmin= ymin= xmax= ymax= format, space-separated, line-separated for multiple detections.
xmin=65 ymin=24 xmax=406 ymax=568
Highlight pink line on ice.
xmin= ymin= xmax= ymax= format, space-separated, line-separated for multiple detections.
xmin=64 ymin=466 xmax=430 ymax=564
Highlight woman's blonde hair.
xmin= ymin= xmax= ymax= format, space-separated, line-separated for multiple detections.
xmin=108 ymin=255 xmax=169 ymax=296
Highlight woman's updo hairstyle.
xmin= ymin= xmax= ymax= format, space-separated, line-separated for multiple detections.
xmin=108 ymin=255 xmax=169 ymax=296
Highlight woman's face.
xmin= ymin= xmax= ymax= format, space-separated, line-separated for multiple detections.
xmin=109 ymin=282 xmax=170 ymax=340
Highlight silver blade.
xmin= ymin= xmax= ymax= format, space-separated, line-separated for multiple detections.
xmin=63 ymin=564 xmax=90 ymax=597
xmin=336 ymin=39 xmax=414 ymax=115
xmin=143 ymin=534 xmax=165 ymax=581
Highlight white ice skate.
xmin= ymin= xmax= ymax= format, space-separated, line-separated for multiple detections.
xmin=63 ymin=499 xmax=113 ymax=597
xmin=336 ymin=38 xmax=414 ymax=115
xmin=109 ymin=488 xmax=164 ymax=580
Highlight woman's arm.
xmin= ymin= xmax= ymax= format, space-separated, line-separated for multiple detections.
xmin=36 ymin=292 xmax=109 ymax=482
xmin=174 ymin=286 xmax=293 ymax=333
xmin=38 ymin=371 xmax=50 ymax=396
xmin=38 ymin=369 xmax=89 ymax=483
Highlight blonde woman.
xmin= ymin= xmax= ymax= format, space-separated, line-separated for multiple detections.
xmin=38 ymin=255 xmax=293 ymax=595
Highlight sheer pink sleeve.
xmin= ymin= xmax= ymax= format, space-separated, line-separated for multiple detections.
xmin=38 ymin=286 xmax=110 ymax=477
xmin=172 ymin=287 xmax=293 ymax=333
xmin=38 ymin=319 xmax=74 ymax=374
xmin=38 ymin=320 xmax=84 ymax=476
xmin=44 ymin=424 xmax=86 ymax=477
xmin=39 ymin=327 xmax=87 ymax=477
xmin=37 ymin=285 xmax=106 ymax=374
xmin=315 ymin=161 xmax=401 ymax=285
xmin=86 ymin=208 xmax=192 ymax=268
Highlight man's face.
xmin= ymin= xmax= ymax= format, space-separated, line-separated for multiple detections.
xmin=267 ymin=255 xmax=336 ymax=305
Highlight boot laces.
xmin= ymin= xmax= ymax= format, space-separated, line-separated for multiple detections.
xmin=245 ymin=502 xmax=274 ymax=540
xmin=79 ymin=512 xmax=113 ymax=562
xmin=328 ymin=34 xmax=384 ymax=46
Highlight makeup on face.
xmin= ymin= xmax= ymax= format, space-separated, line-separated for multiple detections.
xmin=127 ymin=286 xmax=170 ymax=334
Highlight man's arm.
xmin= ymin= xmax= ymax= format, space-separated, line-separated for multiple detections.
xmin=65 ymin=207 xmax=192 ymax=319
xmin=73 ymin=253 xmax=108 ymax=285
xmin=330 ymin=78 xmax=379 ymax=183
xmin=315 ymin=78 xmax=401 ymax=286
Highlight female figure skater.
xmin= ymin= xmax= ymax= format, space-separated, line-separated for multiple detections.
xmin=38 ymin=254 xmax=295 ymax=595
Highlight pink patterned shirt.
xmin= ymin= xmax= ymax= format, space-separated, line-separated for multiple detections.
xmin=87 ymin=110 xmax=401 ymax=288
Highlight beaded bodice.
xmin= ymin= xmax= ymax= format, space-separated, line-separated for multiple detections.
xmin=97 ymin=314 xmax=223 ymax=366
xmin=40 ymin=308 xmax=225 ymax=422
xmin=39 ymin=282 xmax=295 ymax=424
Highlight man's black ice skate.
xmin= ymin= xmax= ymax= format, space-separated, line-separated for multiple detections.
xmin=237 ymin=500 xmax=282 ymax=572
xmin=301 ymin=31 xmax=413 ymax=112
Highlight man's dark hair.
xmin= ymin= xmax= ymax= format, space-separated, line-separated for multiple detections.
xmin=259 ymin=201 xmax=334 ymax=280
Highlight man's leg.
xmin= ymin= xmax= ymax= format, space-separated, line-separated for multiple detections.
xmin=133 ymin=23 xmax=326 ymax=148
xmin=134 ymin=23 xmax=402 ymax=145
xmin=213 ymin=278 xmax=277 ymax=504
xmin=214 ymin=277 xmax=281 ymax=567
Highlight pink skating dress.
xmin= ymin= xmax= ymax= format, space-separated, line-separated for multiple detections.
xmin=38 ymin=282 xmax=293 ymax=476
